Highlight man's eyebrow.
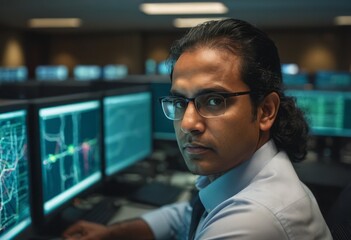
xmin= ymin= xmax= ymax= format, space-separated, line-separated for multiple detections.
xmin=170 ymin=87 xmax=230 ymax=97
xmin=170 ymin=91 xmax=185 ymax=97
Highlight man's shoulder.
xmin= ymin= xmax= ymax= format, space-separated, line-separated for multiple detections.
xmin=200 ymin=197 xmax=289 ymax=239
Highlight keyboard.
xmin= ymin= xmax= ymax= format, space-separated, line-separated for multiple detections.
xmin=61 ymin=196 xmax=120 ymax=226
xmin=128 ymin=181 xmax=184 ymax=206
xmin=81 ymin=197 xmax=119 ymax=224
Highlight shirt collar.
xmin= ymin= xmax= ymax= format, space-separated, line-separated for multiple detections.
xmin=197 ymin=139 xmax=278 ymax=213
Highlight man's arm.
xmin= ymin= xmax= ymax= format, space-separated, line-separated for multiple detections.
xmin=63 ymin=218 xmax=155 ymax=240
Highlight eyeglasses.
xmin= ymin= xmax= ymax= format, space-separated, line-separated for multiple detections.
xmin=159 ymin=91 xmax=251 ymax=120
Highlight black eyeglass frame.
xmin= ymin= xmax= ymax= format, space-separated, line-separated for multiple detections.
xmin=159 ymin=90 xmax=252 ymax=120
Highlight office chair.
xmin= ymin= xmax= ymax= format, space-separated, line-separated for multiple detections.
xmin=327 ymin=182 xmax=351 ymax=240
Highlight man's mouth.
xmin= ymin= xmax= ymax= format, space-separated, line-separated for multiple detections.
xmin=183 ymin=143 xmax=211 ymax=155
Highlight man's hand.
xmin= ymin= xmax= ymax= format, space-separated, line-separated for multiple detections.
xmin=63 ymin=220 xmax=112 ymax=240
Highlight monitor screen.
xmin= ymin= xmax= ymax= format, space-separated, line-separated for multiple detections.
xmin=103 ymin=91 xmax=152 ymax=177
xmin=286 ymin=90 xmax=351 ymax=137
xmin=281 ymin=63 xmax=299 ymax=75
xmin=282 ymin=73 xmax=309 ymax=89
xmin=36 ymin=65 xmax=68 ymax=81
xmin=0 ymin=105 xmax=31 ymax=239
xmin=151 ymin=81 xmax=176 ymax=140
xmin=157 ymin=60 xmax=171 ymax=75
xmin=145 ymin=59 xmax=157 ymax=75
xmin=103 ymin=64 xmax=128 ymax=80
xmin=314 ymin=71 xmax=351 ymax=90
xmin=73 ymin=65 xmax=101 ymax=81
xmin=33 ymin=95 xmax=102 ymax=216
xmin=0 ymin=66 xmax=28 ymax=83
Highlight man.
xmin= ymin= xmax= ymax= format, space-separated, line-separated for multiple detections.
xmin=64 ymin=18 xmax=332 ymax=239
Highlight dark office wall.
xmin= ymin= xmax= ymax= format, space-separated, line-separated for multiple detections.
xmin=269 ymin=27 xmax=351 ymax=72
xmin=46 ymin=31 xmax=184 ymax=76
xmin=45 ymin=28 xmax=351 ymax=75
xmin=0 ymin=27 xmax=350 ymax=76
xmin=49 ymin=32 xmax=144 ymax=75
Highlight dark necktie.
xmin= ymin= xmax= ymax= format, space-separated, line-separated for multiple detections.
xmin=188 ymin=192 xmax=205 ymax=240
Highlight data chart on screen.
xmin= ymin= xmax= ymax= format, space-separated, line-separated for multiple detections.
xmin=0 ymin=110 xmax=31 ymax=239
xmin=286 ymin=90 xmax=351 ymax=137
xmin=39 ymin=100 xmax=102 ymax=214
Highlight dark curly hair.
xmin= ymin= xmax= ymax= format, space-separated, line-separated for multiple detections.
xmin=167 ymin=18 xmax=309 ymax=162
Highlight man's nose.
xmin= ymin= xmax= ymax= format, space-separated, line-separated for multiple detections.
xmin=180 ymin=101 xmax=205 ymax=134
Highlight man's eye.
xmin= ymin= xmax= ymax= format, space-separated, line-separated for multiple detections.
xmin=207 ymin=96 xmax=224 ymax=106
xmin=174 ymin=99 xmax=186 ymax=109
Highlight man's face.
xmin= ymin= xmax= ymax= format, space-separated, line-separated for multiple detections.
xmin=171 ymin=47 xmax=263 ymax=176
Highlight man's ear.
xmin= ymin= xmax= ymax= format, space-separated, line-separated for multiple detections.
xmin=258 ymin=92 xmax=280 ymax=132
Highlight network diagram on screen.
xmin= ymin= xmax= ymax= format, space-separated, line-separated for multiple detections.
xmin=0 ymin=110 xmax=31 ymax=238
xmin=39 ymin=101 xmax=101 ymax=214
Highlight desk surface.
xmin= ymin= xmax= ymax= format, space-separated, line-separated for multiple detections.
xmin=108 ymin=202 xmax=155 ymax=224
xmin=108 ymin=171 xmax=195 ymax=225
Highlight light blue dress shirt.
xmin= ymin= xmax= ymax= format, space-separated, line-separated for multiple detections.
xmin=142 ymin=140 xmax=332 ymax=239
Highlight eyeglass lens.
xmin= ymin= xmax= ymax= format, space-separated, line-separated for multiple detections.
xmin=162 ymin=93 xmax=227 ymax=120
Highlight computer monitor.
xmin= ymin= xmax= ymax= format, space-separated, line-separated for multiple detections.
xmin=157 ymin=60 xmax=171 ymax=75
xmin=103 ymin=64 xmax=128 ymax=80
xmin=36 ymin=65 xmax=68 ymax=81
xmin=150 ymin=81 xmax=176 ymax=140
xmin=282 ymin=73 xmax=310 ymax=89
xmin=281 ymin=63 xmax=299 ymax=75
xmin=314 ymin=71 xmax=351 ymax=91
xmin=0 ymin=101 xmax=31 ymax=239
xmin=29 ymin=93 xmax=103 ymax=228
xmin=102 ymin=87 xmax=153 ymax=178
xmin=285 ymin=89 xmax=351 ymax=137
xmin=145 ymin=59 xmax=157 ymax=75
xmin=0 ymin=66 xmax=28 ymax=83
xmin=73 ymin=65 xmax=102 ymax=81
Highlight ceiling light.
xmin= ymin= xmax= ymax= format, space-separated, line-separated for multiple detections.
xmin=334 ymin=16 xmax=351 ymax=25
xmin=173 ymin=17 xmax=226 ymax=28
xmin=28 ymin=18 xmax=82 ymax=28
xmin=140 ymin=2 xmax=228 ymax=15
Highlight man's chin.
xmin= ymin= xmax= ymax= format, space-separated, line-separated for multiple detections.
xmin=185 ymin=161 xmax=211 ymax=176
